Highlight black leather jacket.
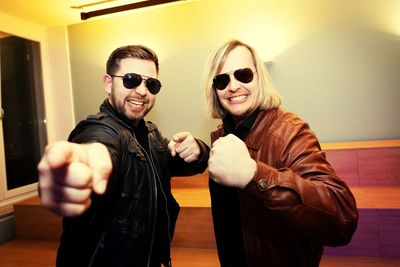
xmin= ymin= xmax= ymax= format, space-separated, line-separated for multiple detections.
xmin=56 ymin=100 xmax=209 ymax=267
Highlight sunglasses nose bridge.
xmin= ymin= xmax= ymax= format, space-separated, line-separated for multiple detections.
xmin=133 ymin=79 xmax=148 ymax=95
xmin=227 ymin=72 xmax=241 ymax=91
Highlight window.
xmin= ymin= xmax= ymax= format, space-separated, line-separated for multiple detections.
xmin=0 ymin=33 xmax=47 ymax=203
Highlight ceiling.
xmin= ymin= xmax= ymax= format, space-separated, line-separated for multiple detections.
xmin=0 ymin=0 xmax=88 ymax=27
xmin=0 ymin=0 xmax=180 ymax=27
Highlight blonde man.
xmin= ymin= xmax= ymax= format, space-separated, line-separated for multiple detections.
xmin=204 ymin=39 xmax=358 ymax=267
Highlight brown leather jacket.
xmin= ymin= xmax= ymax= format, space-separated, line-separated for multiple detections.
xmin=209 ymin=108 xmax=358 ymax=267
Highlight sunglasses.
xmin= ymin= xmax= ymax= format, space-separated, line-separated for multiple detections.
xmin=110 ymin=73 xmax=162 ymax=95
xmin=212 ymin=68 xmax=255 ymax=90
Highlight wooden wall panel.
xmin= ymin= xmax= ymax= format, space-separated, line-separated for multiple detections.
xmin=325 ymin=149 xmax=359 ymax=186
xmin=358 ymin=148 xmax=400 ymax=186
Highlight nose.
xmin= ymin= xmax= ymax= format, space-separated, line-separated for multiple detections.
xmin=134 ymin=81 xmax=148 ymax=96
xmin=228 ymin=74 xmax=240 ymax=92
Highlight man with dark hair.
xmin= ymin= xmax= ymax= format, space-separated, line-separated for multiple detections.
xmin=38 ymin=45 xmax=209 ymax=267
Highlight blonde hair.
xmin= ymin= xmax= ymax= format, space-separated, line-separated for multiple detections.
xmin=203 ymin=39 xmax=282 ymax=119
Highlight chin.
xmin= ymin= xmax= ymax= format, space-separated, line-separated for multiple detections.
xmin=230 ymin=109 xmax=248 ymax=118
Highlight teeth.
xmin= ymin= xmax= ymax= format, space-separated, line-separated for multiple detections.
xmin=128 ymin=100 xmax=144 ymax=106
xmin=229 ymin=95 xmax=246 ymax=101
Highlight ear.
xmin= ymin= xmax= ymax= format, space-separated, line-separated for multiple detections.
xmin=103 ymin=74 xmax=112 ymax=95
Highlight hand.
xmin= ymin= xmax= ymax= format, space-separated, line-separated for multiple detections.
xmin=37 ymin=141 xmax=112 ymax=217
xmin=168 ymin=132 xmax=201 ymax=163
xmin=208 ymin=134 xmax=257 ymax=189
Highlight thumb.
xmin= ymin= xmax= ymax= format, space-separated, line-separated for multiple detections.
xmin=85 ymin=143 xmax=112 ymax=194
xmin=172 ymin=132 xmax=189 ymax=143
xmin=168 ymin=139 xmax=177 ymax=157
xmin=168 ymin=132 xmax=189 ymax=157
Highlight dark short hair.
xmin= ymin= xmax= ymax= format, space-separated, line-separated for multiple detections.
xmin=106 ymin=45 xmax=159 ymax=75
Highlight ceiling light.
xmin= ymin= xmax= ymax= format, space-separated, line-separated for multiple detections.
xmin=71 ymin=0 xmax=188 ymax=20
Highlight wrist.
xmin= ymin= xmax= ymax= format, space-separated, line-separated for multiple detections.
xmin=239 ymin=159 xmax=257 ymax=189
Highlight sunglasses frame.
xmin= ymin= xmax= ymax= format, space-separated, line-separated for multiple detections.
xmin=110 ymin=72 xmax=162 ymax=95
xmin=212 ymin=68 xmax=255 ymax=90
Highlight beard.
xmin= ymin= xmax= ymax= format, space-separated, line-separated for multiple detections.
xmin=110 ymin=93 xmax=153 ymax=125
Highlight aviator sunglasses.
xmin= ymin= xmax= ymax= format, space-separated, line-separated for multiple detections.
xmin=212 ymin=68 xmax=255 ymax=90
xmin=110 ymin=73 xmax=162 ymax=95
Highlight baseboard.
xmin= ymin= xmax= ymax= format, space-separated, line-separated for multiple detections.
xmin=0 ymin=214 xmax=15 ymax=244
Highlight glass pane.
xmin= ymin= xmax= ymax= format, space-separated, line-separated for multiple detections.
xmin=0 ymin=35 xmax=47 ymax=190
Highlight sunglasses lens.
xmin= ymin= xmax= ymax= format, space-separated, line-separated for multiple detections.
xmin=234 ymin=68 xmax=254 ymax=83
xmin=213 ymin=74 xmax=230 ymax=90
xmin=145 ymin=78 xmax=162 ymax=94
xmin=212 ymin=68 xmax=254 ymax=90
xmin=122 ymin=73 xmax=142 ymax=89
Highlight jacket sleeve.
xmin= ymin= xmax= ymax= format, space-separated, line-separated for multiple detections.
xmin=69 ymin=121 xmax=120 ymax=165
xmin=243 ymin=123 xmax=358 ymax=246
xmin=68 ymin=121 xmax=121 ymax=192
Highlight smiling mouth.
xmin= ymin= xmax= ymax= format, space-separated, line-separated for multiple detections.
xmin=229 ymin=95 xmax=247 ymax=102
xmin=127 ymin=99 xmax=144 ymax=106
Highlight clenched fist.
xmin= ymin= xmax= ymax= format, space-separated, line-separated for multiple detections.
xmin=208 ymin=134 xmax=257 ymax=189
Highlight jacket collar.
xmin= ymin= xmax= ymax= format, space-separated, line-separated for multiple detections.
xmin=222 ymin=109 xmax=260 ymax=141
xmin=212 ymin=108 xmax=278 ymax=150
xmin=244 ymin=108 xmax=278 ymax=150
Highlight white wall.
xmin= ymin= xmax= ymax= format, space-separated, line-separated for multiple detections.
xmin=46 ymin=26 xmax=75 ymax=140
xmin=67 ymin=0 xmax=400 ymax=143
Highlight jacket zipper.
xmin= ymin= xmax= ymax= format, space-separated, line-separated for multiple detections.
xmin=149 ymin=146 xmax=172 ymax=243
xmin=87 ymin=143 xmax=159 ymax=267
xmin=142 ymin=141 xmax=172 ymax=266
xmin=138 ymin=143 xmax=158 ymax=267
xmin=88 ymin=232 xmax=107 ymax=267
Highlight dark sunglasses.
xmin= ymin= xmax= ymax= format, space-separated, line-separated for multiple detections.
xmin=110 ymin=73 xmax=162 ymax=95
xmin=212 ymin=68 xmax=255 ymax=90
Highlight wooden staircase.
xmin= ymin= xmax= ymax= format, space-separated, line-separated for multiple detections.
xmin=1 ymin=140 xmax=399 ymax=266
xmin=322 ymin=140 xmax=400 ymax=258
xmin=6 ymin=171 xmax=220 ymax=267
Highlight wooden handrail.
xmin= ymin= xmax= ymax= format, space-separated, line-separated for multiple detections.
xmin=321 ymin=139 xmax=400 ymax=150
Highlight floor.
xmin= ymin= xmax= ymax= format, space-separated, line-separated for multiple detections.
xmin=0 ymin=239 xmax=399 ymax=267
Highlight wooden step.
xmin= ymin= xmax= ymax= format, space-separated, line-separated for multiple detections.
xmin=171 ymin=246 xmax=219 ymax=266
xmin=325 ymin=207 xmax=400 ymax=258
xmin=171 ymin=186 xmax=215 ymax=248
xmin=173 ymin=186 xmax=400 ymax=258
xmin=338 ymin=187 xmax=400 ymax=258
xmin=1 ymin=239 xmax=400 ymax=267
xmin=13 ymin=186 xmax=400 ymax=253
xmin=0 ymin=240 xmax=58 ymax=267
xmin=12 ymin=188 xmax=216 ymax=248
xmin=13 ymin=197 xmax=61 ymax=241
xmin=171 ymin=184 xmax=215 ymax=248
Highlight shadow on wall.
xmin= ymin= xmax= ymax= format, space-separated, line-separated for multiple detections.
xmin=268 ymin=26 xmax=400 ymax=142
